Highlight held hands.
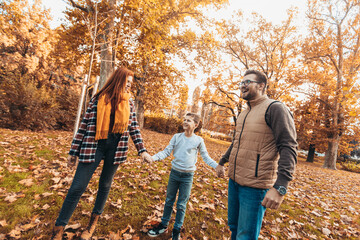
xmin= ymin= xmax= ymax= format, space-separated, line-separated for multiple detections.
xmin=261 ymin=188 xmax=284 ymax=209
xmin=67 ymin=155 xmax=78 ymax=168
xmin=140 ymin=152 xmax=153 ymax=163
xmin=216 ymin=165 xmax=225 ymax=178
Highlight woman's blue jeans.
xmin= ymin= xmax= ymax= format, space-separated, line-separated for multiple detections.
xmin=55 ymin=134 xmax=120 ymax=226
xmin=228 ymin=178 xmax=268 ymax=240
xmin=161 ymin=169 xmax=194 ymax=230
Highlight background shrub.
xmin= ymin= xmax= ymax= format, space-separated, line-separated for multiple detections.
xmin=54 ymin=88 xmax=79 ymax=130
xmin=202 ymin=129 xmax=232 ymax=142
xmin=144 ymin=113 xmax=183 ymax=134
xmin=212 ymin=134 xmax=232 ymax=142
xmin=341 ymin=161 xmax=360 ymax=173
xmin=0 ymin=72 xmax=78 ymax=131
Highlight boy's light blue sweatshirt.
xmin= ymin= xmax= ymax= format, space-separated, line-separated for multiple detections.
xmin=152 ymin=132 xmax=218 ymax=172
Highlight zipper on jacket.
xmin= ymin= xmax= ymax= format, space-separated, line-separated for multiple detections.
xmin=255 ymin=154 xmax=260 ymax=177
xmin=233 ymin=105 xmax=251 ymax=181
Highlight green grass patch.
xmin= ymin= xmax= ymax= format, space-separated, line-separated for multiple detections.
xmin=34 ymin=148 xmax=55 ymax=160
xmin=0 ymin=171 xmax=30 ymax=191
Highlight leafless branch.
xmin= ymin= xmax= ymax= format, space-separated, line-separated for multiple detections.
xmin=68 ymin=0 xmax=93 ymax=13
xmin=293 ymin=90 xmax=333 ymax=110
xmin=228 ymin=42 xmax=248 ymax=69
xmin=217 ymin=86 xmax=239 ymax=103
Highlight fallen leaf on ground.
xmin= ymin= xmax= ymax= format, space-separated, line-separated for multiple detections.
xmin=109 ymin=231 xmax=121 ymax=240
xmin=42 ymin=204 xmax=50 ymax=210
xmin=0 ymin=220 xmax=7 ymax=227
xmin=19 ymin=178 xmax=34 ymax=186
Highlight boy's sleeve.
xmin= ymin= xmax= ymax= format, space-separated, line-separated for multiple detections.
xmin=199 ymin=138 xmax=218 ymax=169
xmin=152 ymin=134 xmax=177 ymax=161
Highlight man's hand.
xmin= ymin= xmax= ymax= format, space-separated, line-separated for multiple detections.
xmin=216 ymin=165 xmax=225 ymax=178
xmin=67 ymin=155 xmax=78 ymax=169
xmin=140 ymin=152 xmax=153 ymax=163
xmin=261 ymin=188 xmax=284 ymax=209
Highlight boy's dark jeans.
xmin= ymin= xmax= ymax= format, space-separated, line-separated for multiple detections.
xmin=161 ymin=169 xmax=194 ymax=230
xmin=55 ymin=133 xmax=120 ymax=226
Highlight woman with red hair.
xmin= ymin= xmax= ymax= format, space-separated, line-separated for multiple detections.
xmin=51 ymin=67 xmax=152 ymax=240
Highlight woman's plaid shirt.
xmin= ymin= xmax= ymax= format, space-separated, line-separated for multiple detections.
xmin=69 ymin=96 xmax=147 ymax=164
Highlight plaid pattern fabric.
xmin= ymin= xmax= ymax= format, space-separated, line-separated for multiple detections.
xmin=69 ymin=97 xmax=147 ymax=164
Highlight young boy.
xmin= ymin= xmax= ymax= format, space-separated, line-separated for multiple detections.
xmin=147 ymin=113 xmax=219 ymax=240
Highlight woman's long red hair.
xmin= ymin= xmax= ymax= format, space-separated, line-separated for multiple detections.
xmin=95 ymin=67 xmax=134 ymax=105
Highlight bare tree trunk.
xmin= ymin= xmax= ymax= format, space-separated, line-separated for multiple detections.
xmin=206 ymin=103 xmax=214 ymax=129
xmin=136 ymin=100 xmax=145 ymax=129
xmin=201 ymin=102 xmax=206 ymax=126
xmin=99 ymin=44 xmax=113 ymax=89
xmin=134 ymin=59 xmax=150 ymax=129
xmin=323 ymin=136 xmax=339 ymax=169
xmin=86 ymin=3 xmax=98 ymax=86
xmin=306 ymin=144 xmax=315 ymax=163
xmin=323 ymin=23 xmax=343 ymax=170
xmin=98 ymin=0 xmax=116 ymax=89
xmin=135 ymin=86 xmax=145 ymax=129
xmin=69 ymin=0 xmax=116 ymax=89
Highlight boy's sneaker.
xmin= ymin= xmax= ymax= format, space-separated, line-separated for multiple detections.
xmin=147 ymin=222 xmax=168 ymax=237
xmin=171 ymin=228 xmax=181 ymax=240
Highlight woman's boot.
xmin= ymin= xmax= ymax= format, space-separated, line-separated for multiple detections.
xmin=50 ymin=225 xmax=64 ymax=240
xmin=80 ymin=213 xmax=100 ymax=240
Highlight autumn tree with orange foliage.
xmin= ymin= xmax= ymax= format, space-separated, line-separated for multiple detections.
xmin=0 ymin=0 xmax=54 ymax=82
xmin=217 ymin=9 xmax=301 ymax=101
xmin=202 ymin=76 xmax=240 ymax=131
xmin=0 ymin=0 xmax=79 ymax=130
xmin=202 ymin=104 xmax=233 ymax=135
xmin=293 ymin=96 xmax=328 ymax=162
xmin=62 ymin=0 xmax=229 ymax=128
xmin=201 ymin=9 xmax=300 ymax=133
xmin=124 ymin=0 xmax=228 ymax=127
xmin=301 ymin=0 xmax=360 ymax=169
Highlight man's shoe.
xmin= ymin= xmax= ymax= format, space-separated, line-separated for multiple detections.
xmin=171 ymin=228 xmax=181 ymax=240
xmin=147 ymin=222 xmax=168 ymax=237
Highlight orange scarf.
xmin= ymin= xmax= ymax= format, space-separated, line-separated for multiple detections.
xmin=95 ymin=93 xmax=130 ymax=140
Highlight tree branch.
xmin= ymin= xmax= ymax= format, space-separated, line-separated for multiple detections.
xmin=68 ymin=0 xmax=93 ymax=13
xmin=293 ymin=90 xmax=333 ymax=110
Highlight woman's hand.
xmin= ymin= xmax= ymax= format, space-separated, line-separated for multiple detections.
xmin=140 ymin=152 xmax=153 ymax=163
xmin=67 ymin=155 xmax=78 ymax=168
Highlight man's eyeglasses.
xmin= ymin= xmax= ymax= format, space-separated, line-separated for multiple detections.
xmin=239 ymin=80 xmax=261 ymax=87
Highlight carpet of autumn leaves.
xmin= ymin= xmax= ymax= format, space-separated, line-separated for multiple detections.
xmin=0 ymin=128 xmax=359 ymax=240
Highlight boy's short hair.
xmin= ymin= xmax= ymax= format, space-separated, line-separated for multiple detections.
xmin=185 ymin=112 xmax=201 ymax=124
xmin=185 ymin=112 xmax=202 ymax=133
